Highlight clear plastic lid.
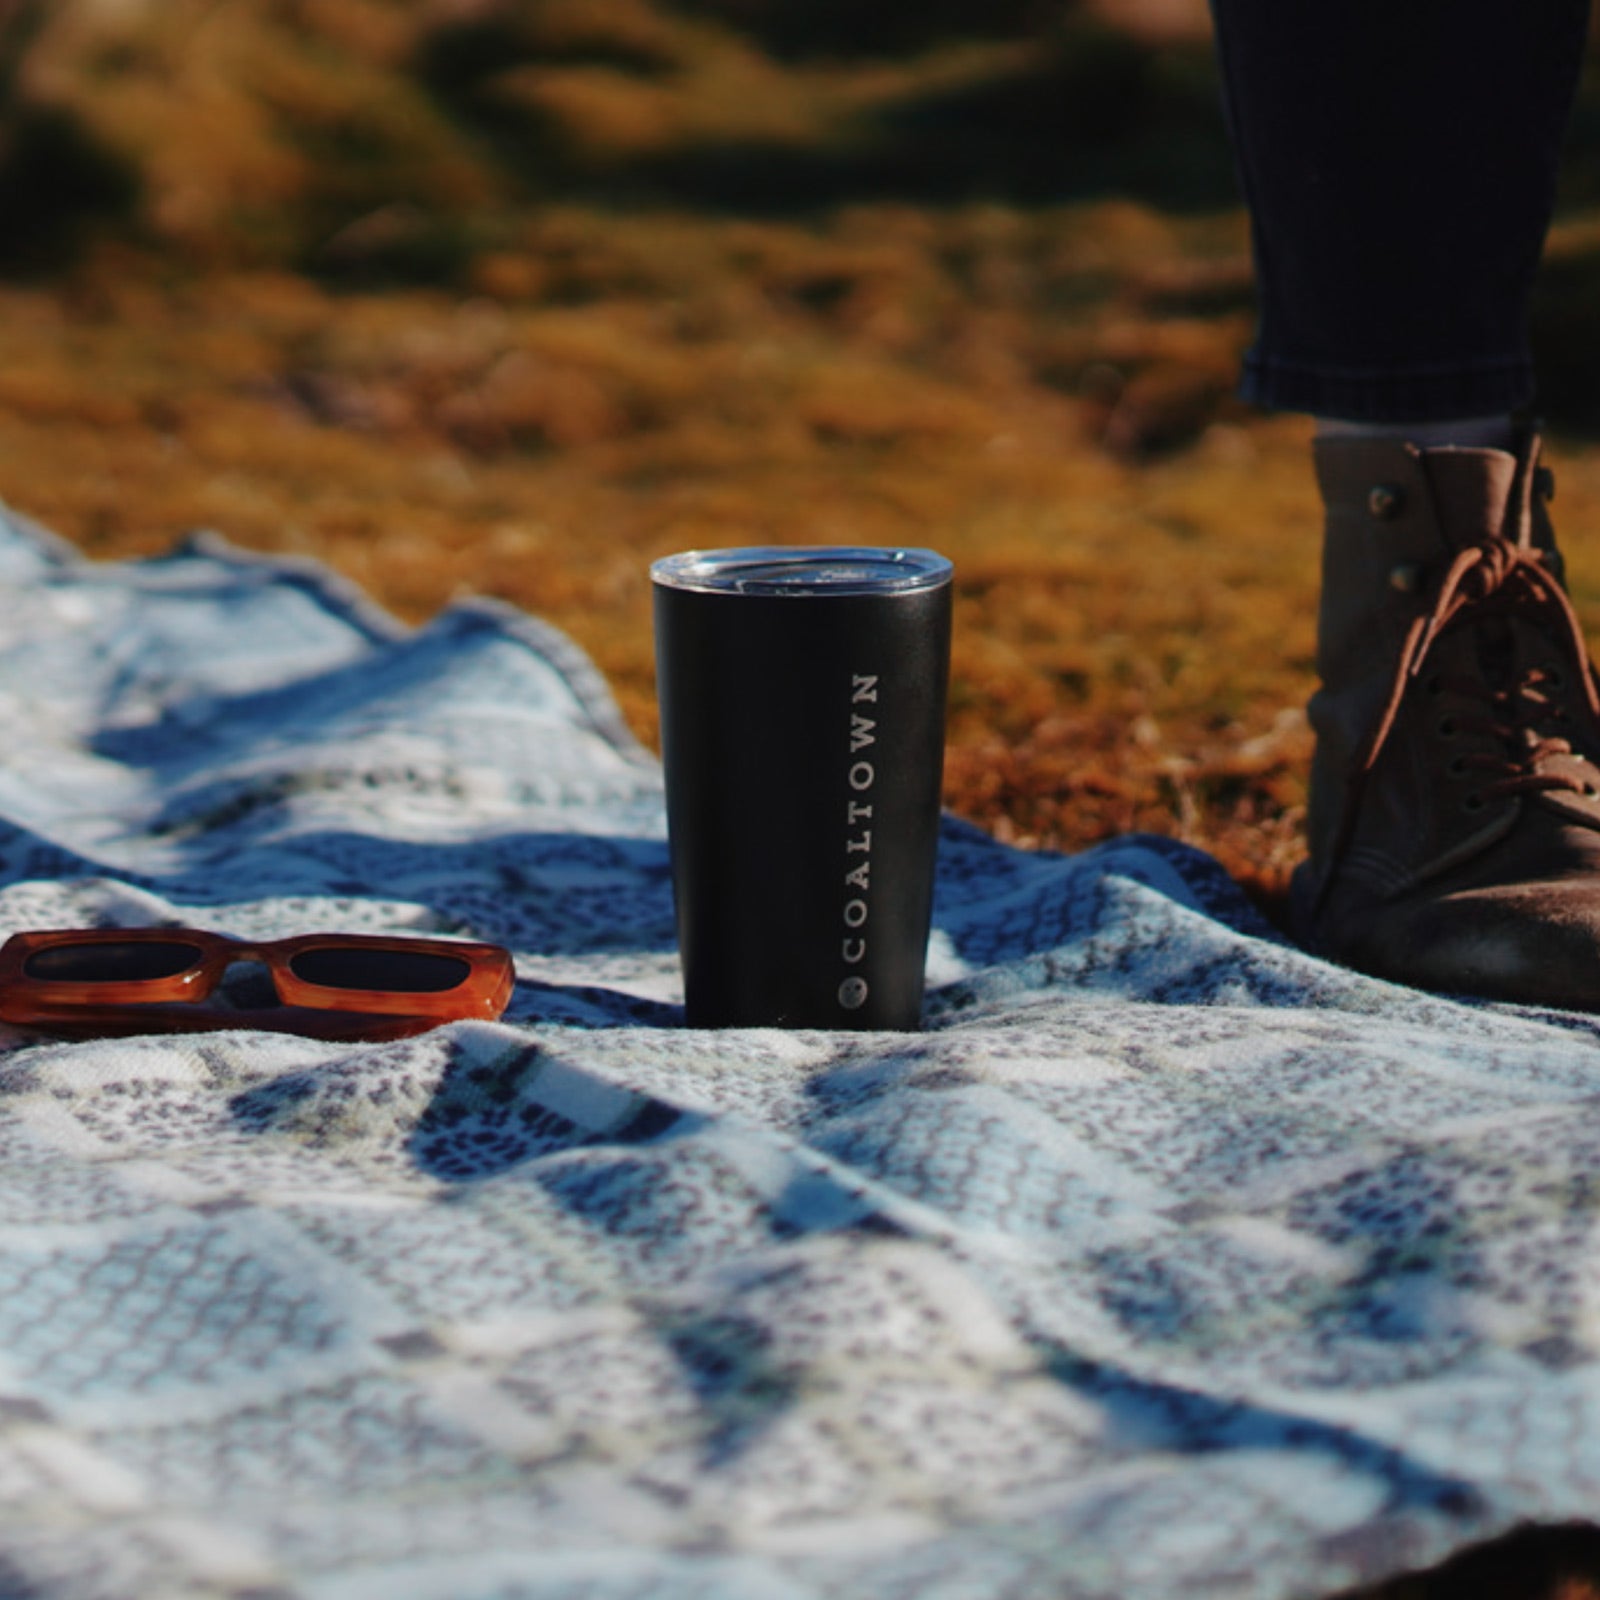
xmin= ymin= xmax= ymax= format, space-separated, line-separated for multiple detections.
xmin=651 ymin=546 xmax=952 ymax=597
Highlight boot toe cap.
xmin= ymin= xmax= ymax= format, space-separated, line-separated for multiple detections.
xmin=1353 ymin=880 xmax=1600 ymax=1010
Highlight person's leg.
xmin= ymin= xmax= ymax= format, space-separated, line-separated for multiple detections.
xmin=1210 ymin=0 xmax=1591 ymax=424
xmin=1211 ymin=1 xmax=1600 ymax=1007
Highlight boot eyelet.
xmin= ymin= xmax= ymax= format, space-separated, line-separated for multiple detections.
xmin=1463 ymin=792 xmax=1486 ymax=813
xmin=1436 ymin=716 xmax=1458 ymax=739
xmin=1546 ymin=666 xmax=1566 ymax=690
xmin=1369 ymin=484 xmax=1405 ymax=521
xmin=1425 ymin=674 xmax=1444 ymax=696
xmin=1447 ymin=756 xmax=1469 ymax=776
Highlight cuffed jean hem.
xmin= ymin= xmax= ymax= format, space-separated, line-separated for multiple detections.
xmin=1240 ymin=349 xmax=1537 ymax=424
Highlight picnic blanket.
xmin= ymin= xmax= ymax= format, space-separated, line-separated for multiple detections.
xmin=1 ymin=504 xmax=1599 ymax=1600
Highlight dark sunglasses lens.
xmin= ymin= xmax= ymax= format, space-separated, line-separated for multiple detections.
xmin=23 ymin=940 xmax=204 ymax=983
xmin=288 ymin=946 xmax=472 ymax=994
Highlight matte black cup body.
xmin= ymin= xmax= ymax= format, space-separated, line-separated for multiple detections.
xmin=653 ymin=547 xmax=952 ymax=1030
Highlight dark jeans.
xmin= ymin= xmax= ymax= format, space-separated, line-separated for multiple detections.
xmin=1210 ymin=1 xmax=1593 ymax=421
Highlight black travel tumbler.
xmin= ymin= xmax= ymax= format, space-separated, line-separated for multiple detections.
xmin=652 ymin=546 xmax=952 ymax=1030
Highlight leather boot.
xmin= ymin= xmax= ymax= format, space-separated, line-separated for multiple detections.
xmin=1292 ymin=429 xmax=1600 ymax=1008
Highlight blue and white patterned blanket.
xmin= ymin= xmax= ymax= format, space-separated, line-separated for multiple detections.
xmin=0 ymin=506 xmax=1598 ymax=1600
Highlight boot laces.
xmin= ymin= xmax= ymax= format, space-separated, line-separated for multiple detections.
xmin=1364 ymin=535 xmax=1600 ymax=800
xmin=1318 ymin=536 xmax=1600 ymax=914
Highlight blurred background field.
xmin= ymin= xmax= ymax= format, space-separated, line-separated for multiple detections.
xmin=9 ymin=0 xmax=1600 ymax=916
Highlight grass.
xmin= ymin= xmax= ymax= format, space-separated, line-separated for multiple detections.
xmin=14 ymin=198 xmax=1600 ymax=924
xmin=0 ymin=201 xmax=1321 ymax=907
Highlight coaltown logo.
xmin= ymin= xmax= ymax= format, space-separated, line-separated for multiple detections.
xmin=839 ymin=673 xmax=877 ymax=1011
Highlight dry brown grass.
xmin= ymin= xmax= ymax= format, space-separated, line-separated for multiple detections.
xmin=8 ymin=199 xmax=1600 ymax=927
xmin=5 ymin=1 xmax=1600 ymax=936
xmin=0 ymin=199 xmax=1317 ymax=904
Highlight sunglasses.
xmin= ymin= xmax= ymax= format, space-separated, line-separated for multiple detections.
xmin=0 ymin=928 xmax=515 ymax=1041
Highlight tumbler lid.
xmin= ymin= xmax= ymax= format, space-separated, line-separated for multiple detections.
xmin=651 ymin=546 xmax=951 ymax=597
